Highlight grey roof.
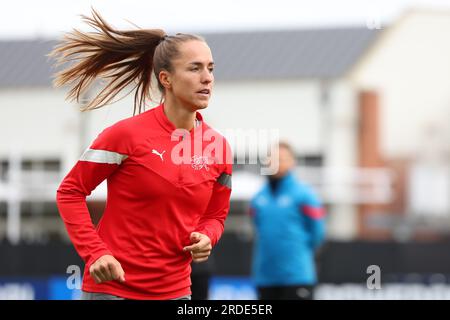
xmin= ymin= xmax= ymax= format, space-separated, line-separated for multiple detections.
xmin=0 ymin=27 xmax=379 ymax=87
xmin=204 ymin=27 xmax=379 ymax=80
xmin=0 ymin=39 xmax=58 ymax=87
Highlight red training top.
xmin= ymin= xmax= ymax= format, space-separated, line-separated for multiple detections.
xmin=56 ymin=104 xmax=232 ymax=300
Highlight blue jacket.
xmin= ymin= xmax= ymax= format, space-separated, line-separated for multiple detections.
xmin=250 ymin=171 xmax=326 ymax=286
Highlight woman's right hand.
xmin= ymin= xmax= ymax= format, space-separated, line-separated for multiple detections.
xmin=89 ymin=255 xmax=126 ymax=284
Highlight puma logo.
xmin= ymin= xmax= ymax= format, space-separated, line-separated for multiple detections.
xmin=152 ymin=149 xmax=166 ymax=161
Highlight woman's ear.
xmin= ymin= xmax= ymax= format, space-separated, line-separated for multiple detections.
xmin=159 ymin=70 xmax=171 ymax=90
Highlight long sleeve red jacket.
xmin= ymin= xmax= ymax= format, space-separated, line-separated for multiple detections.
xmin=56 ymin=104 xmax=232 ymax=300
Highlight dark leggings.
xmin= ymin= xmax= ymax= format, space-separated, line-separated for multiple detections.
xmin=80 ymin=291 xmax=191 ymax=300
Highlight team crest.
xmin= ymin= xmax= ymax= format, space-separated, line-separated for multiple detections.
xmin=191 ymin=155 xmax=211 ymax=171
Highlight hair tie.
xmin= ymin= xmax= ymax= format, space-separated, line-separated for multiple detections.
xmin=159 ymin=34 xmax=169 ymax=44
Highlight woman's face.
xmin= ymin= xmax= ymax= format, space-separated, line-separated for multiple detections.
xmin=272 ymin=146 xmax=295 ymax=178
xmin=166 ymin=40 xmax=214 ymax=111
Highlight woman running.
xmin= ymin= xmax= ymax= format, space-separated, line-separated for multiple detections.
xmin=51 ymin=9 xmax=232 ymax=300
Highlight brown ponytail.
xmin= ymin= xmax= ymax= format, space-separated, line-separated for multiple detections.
xmin=49 ymin=9 xmax=205 ymax=115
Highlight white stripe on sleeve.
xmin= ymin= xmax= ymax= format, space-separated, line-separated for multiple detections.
xmin=79 ymin=148 xmax=127 ymax=165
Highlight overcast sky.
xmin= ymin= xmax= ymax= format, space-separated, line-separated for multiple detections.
xmin=2 ymin=0 xmax=450 ymax=39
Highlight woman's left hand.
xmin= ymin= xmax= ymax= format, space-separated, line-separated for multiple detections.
xmin=183 ymin=232 xmax=212 ymax=263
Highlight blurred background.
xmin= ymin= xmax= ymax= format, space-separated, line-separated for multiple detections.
xmin=0 ymin=0 xmax=449 ymax=299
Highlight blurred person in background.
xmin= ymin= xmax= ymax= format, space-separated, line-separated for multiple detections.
xmin=51 ymin=9 xmax=232 ymax=300
xmin=249 ymin=141 xmax=326 ymax=300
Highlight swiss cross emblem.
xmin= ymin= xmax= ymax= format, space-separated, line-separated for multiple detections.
xmin=191 ymin=155 xmax=210 ymax=171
